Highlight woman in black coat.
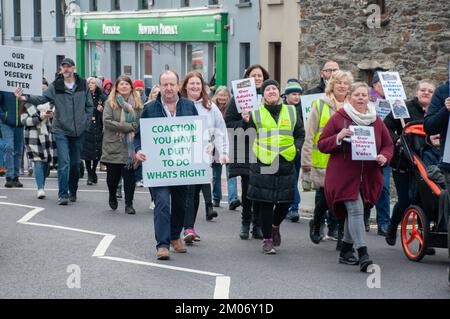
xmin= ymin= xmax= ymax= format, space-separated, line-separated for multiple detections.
xmin=81 ymin=77 xmax=107 ymax=185
xmin=225 ymin=64 xmax=269 ymax=240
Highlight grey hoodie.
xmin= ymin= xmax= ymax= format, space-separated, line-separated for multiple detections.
xmin=27 ymin=74 xmax=94 ymax=137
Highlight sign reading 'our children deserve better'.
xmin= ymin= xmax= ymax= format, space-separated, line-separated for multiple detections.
xmin=140 ymin=116 xmax=212 ymax=187
xmin=0 ymin=46 xmax=43 ymax=95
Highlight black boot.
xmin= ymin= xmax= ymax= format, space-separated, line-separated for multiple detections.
xmin=309 ymin=219 xmax=322 ymax=244
xmin=357 ymin=246 xmax=373 ymax=272
xmin=13 ymin=177 xmax=23 ymax=188
xmin=385 ymin=223 xmax=397 ymax=246
xmin=240 ymin=223 xmax=250 ymax=240
xmin=339 ymin=242 xmax=359 ymax=265
xmin=109 ymin=195 xmax=118 ymax=210
xmin=336 ymin=222 xmax=344 ymax=251
xmin=5 ymin=177 xmax=14 ymax=188
xmin=87 ymin=172 xmax=94 ymax=185
xmin=252 ymin=225 xmax=264 ymax=239
xmin=125 ymin=204 xmax=136 ymax=215
xmin=206 ymin=204 xmax=218 ymax=221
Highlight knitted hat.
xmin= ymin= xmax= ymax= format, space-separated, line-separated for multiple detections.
xmin=261 ymin=79 xmax=280 ymax=94
xmin=133 ymin=80 xmax=145 ymax=89
xmin=284 ymin=82 xmax=304 ymax=95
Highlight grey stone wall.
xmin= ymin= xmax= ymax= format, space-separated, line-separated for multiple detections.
xmin=298 ymin=0 xmax=450 ymax=96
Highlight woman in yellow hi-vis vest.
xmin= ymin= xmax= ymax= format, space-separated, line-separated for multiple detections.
xmin=242 ymin=79 xmax=305 ymax=254
xmin=301 ymin=70 xmax=354 ymax=249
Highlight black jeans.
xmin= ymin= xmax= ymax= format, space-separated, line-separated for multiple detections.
xmin=259 ymin=202 xmax=290 ymax=239
xmin=85 ymin=160 xmax=99 ymax=180
xmin=184 ymin=184 xmax=213 ymax=229
xmin=241 ymin=175 xmax=261 ymax=226
xmin=390 ymin=170 xmax=412 ymax=229
xmin=106 ymin=163 xmax=135 ymax=206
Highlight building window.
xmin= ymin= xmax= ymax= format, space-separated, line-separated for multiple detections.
xmin=90 ymin=0 xmax=98 ymax=11
xmin=181 ymin=0 xmax=190 ymax=7
xmin=55 ymin=0 xmax=65 ymax=38
xmin=112 ymin=0 xmax=120 ymax=10
xmin=236 ymin=0 xmax=252 ymax=8
xmin=13 ymin=0 xmax=21 ymax=38
xmin=34 ymin=0 xmax=42 ymax=38
xmin=56 ymin=55 xmax=65 ymax=76
xmin=209 ymin=0 xmax=219 ymax=5
xmin=269 ymin=42 xmax=281 ymax=83
xmin=139 ymin=0 xmax=149 ymax=10
xmin=240 ymin=43 xmax=250 ymax=73
xmin=187 ymin=44 xmax=206 ymax=75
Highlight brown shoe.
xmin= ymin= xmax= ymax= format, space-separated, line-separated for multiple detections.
xmin=170 ymin=239 xmax=187 ymax=253
xmin=156 ymin=248 xmax=170 ymax=260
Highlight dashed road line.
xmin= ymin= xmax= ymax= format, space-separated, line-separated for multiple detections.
xmin=0 ymin=201 xmax=231 ymax=299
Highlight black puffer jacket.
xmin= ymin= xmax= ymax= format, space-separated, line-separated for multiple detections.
xmin=225 ymin=90 xmax=261 ymax=178
xmin=81 ymin=89 xmax=107 ymax=161
xmin=245 ymin=104 xmax=304 ymax=203
xmin=384 ymin=98 xmax=426 ymax=171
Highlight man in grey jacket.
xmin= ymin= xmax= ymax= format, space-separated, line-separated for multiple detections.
xmin=19 ymin=58 xmax=93 ymax=205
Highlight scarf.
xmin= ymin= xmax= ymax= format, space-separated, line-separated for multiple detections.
xmin=343 ymin=102 xmax=377 ymax=126
xmin=117 ymin=95 xmax=137 ymax=169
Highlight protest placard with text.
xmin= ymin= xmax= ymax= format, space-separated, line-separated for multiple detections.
xmin=232 ymin=78 xmax=259 ymax=113
xmin=350 ymin=125 xmax=377 ymax=161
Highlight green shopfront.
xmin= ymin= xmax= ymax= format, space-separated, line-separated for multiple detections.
xmin=75 ymin=10 xmax=228 ymax=88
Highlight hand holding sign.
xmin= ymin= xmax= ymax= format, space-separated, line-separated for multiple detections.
xmin=376 ymin=154 xmax=387 ymax=167
xmin=337 ymin=128 xmax=354 ymax=143
xmin=135 ymin=150 xmax=147 ymax=162
xmin=242 ymin=111 xmax=250 ymax=123
xmin=445 ymin=97 xmax=450 ymax=111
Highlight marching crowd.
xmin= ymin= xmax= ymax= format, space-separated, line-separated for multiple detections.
xmin=1 ymin=57 xmax=449 ymax=272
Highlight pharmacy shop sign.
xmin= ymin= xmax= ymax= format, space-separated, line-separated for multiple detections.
xmin=140 ymin=116 xmax=212 ymax=187
xmin=0 ymin=46 xmax=43 ymax=95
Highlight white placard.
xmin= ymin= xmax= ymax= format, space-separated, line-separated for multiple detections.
xmin=300 ymin=93 xmax=325 ymax=128
xmin=375 ymin=99 xmax=392 ymax=120
xmin=0 ymin=46 xmax=43 ymax=95
xmin=140 ymin=116 xmax=212 ymax=187
xmin=232 ymin=78 xmax=259 ymax=113
xmin=379 ymin=71 xmax=407 ymax=100
xmin=389 ymin=99 xmax=410 ymax=120
xmin=350 ymin=125 xmax=377 ymax=161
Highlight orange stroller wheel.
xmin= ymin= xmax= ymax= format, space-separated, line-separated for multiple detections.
xmin=401 ymin=206 xmax=429 ymax=262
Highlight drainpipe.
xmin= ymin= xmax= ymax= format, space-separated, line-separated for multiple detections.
xmin=0 ymin=0 xmax=4 ymax=45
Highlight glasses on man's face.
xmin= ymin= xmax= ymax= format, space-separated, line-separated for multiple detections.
xmin=322 ymin=69 xmax=339 ymax=73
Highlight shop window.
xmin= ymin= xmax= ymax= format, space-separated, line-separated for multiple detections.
xmin=34 ymin=0 xmax=42 ymax=38
xmin=139 ymin=43 xmax=153 ymax=85
xmin=13 ymin=0 xmax=21 ymax=39
xmin=89 ymin=41 xmax=106 ymax=77
xmin=187 ymin=44 xmax=205 ymax=75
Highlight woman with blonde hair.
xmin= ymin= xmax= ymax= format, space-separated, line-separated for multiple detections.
xmin=318 ymin=82 xmax=393 ymax=271
xmin=302 ymin=70 xmax=354 ymax=248
xmin=101 ymin=76 xmax=143 ymax=214
xmin=148 ymin=84 xmax=161 ymax=102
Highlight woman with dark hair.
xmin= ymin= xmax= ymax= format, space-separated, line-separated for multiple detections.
xmin=101 ymin=76 xmax=143 ymax=214
xmin=225 ymin=64 xmax=269 ymax=240
xmin=179 ymin=71 xmax=229 ymax=243
xmin=81 ymin=77 xmax=107 ymax=185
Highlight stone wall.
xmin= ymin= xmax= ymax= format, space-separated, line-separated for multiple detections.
xmin=298 ymin=0 xmax=450 ymax=96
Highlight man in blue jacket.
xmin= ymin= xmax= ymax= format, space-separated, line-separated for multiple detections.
xmin=0 ymin=90 xmax=24 ymax=187
xmin=135 ymin=70 xmax=198 ymax=260
xmin=424 ymin=80 xmax=450 ymax=185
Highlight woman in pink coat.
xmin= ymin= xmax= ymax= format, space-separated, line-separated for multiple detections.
xmin=318 ymin=82 xmax=394 ymax=272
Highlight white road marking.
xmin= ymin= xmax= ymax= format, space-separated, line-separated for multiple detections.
xmin=0 ymin=196 xmax=7 ymax=199
xmin=214 ymin=276 xmax=231 ymax=299
xmin=0 ymin=188 xmax=150 ymax=194
xmin=0 ymin=201 xmax=231 ymax=298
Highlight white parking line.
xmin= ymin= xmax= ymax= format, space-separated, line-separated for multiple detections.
xmin=0 ymin=201 xmax=231 ymax=298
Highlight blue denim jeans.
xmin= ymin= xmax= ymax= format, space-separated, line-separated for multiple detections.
xmin=212 ymin=163 xmax=238 ymax=203
xmin=54 ymin=133 xmax=83 ymax=199
xmin=375 ymin=166 xmax=392 ymax=229
xmin=0 ymin=124 xmax=23 ymax=179
xmin=135 ymin=165 xmax=143 ymax=183
xmin=0 ymin=136 xmax=5 ymax=166
xmin=290 ymin=156 xmax=301 ymax=211
xmin=34 ymin=161 xmax=49 ymax=190
xmin=151 ymin=186 xmax=187 ymax=249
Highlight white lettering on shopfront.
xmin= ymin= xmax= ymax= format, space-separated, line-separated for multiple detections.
xmin=138 ymin=23 xmax=178 ymax=35
xmin=102 ymin=24 xmax=121 ymax=35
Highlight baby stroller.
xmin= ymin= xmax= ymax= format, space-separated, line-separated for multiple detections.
xmin=399 ymin=121 xmax=448 ymax=262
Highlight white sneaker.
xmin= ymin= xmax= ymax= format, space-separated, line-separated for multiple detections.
xmin=37 ymin=189 xmax=46 ymax=199
xmin=136 ymin=181 xmax=144 ymax=188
